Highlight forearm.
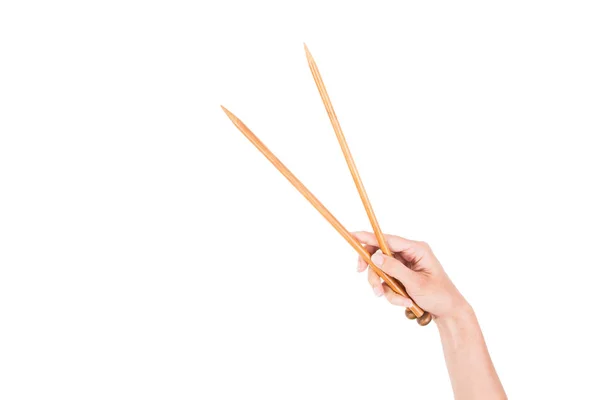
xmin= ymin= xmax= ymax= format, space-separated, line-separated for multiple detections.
xmin=436 ymin=305 xmax=507 ymax=400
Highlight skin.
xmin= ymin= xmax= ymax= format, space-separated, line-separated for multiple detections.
xmin=353 ymin=231 xmax=507 ymax=400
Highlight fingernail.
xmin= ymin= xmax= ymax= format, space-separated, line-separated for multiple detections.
xmin=373 ymin=285 xmax=383 ymax=297
xmin=405 ymin=300 xmax=414 ymax=308
xmin=371 ymin=252 xmax=384 ymax=267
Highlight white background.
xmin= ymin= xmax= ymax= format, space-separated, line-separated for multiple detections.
xmin=1 ymin=1 xmax=599 ymax=399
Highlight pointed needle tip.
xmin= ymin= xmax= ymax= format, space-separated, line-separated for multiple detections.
xmin=220 ymin=105 xmax=231 ymax=116
xmin=220 ymin=105 xmax=237 ymax=122
xmin=303 ymin=43 xmax=312 ymax=58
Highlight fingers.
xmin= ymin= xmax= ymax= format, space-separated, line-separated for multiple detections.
xmin=356 ymin=242 xmax=384 ymax=297
xmin=353 ymin=231 xmax=413 ymax=251
xmin=353 ymin=231 xmax=425 ymax=264
xmin=382 ymin=283 xmax=414 ymax=307
xmin=371 ymin=250 xmax=420 ymax=289
xmin=357 ymin=244 xmax=378 ymax=272
xmin=368 ymin=266 xmax=384 ymax=297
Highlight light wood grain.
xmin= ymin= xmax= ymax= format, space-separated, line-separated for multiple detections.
xmin=303 ymin=44 xmax=430 ymax=324
xmin=221 ymin=106 xmax=430 ymax=325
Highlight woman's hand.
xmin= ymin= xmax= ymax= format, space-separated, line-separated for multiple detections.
xmin=354 ymin=232 xmax=507 ymax=398
xmin=353 ymin=231 xmax=469 ymax=321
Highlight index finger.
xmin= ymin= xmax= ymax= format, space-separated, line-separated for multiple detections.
xmin=352 ymin=231 xmax=420 ymax=262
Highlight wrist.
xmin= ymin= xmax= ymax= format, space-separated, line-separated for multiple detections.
xmin=435 ymin=301 xmax=475 ymax=329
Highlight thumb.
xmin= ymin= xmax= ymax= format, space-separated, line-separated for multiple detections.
xmin=371 ymin=250 xmax=419 ymax=288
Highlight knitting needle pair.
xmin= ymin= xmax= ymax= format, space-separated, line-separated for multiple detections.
xmin=222 ymin=44 xmax=432 ymax=326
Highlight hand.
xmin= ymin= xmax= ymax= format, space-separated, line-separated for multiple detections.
xmin=353 ymin=231 xmax=469 ymax=321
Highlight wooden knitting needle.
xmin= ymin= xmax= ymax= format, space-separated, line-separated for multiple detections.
xmin=304 ymin=44 xmax=431 ymax=325
xmin=221 ymin=106 xmax=430 ymax=325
